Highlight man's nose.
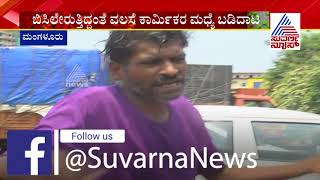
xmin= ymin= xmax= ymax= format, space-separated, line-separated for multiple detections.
xmin=160 ymin=61 xmax=179 ymax=76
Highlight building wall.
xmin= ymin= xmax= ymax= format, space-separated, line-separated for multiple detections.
xmin=185 ymin=65 xmax=232 ymax=105
xmin=232 ymin=73 xmax=264 ymax=89
xmin=232 ymin=73 xmax=263 ymax=79
xmin=231 ymin=79 xmax=248 ymax=89
xmin=247 ymin=78 xmax=264 ymax=89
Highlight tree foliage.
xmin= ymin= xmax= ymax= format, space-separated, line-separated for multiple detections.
xmin=264 ymin=32 xmax=320 ymax=114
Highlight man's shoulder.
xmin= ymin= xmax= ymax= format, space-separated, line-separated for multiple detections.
xmin=53 ymin=85 xmax=119 ymax=110
xmin=170 ymin=96 xmax=205 ymax=129
xmin=170 ymin=96 xmax=199 ymax=115
xmin=170 ymin=96 xmax=194 ymax=107
xmin=35 ymin=86 xmax=119 ymax=130
xmin=66 ymin=86 xmax=116 ymax=101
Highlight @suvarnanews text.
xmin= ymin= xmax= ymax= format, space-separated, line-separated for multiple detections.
xmin=6 ymin=130 xmax=257 ymax=176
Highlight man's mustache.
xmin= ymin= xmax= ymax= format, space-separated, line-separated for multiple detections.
xmin=154 ymin=75 xmax=185 ymax=86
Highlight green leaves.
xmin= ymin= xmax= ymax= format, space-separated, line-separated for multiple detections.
xmin=264 ymin=32 xmax=320 ymax=113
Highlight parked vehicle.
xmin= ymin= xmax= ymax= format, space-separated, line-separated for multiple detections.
xmin=195 ymin=105 xmax=320 ymax=180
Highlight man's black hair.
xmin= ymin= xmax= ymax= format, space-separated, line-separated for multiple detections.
xmin=103 ymin=31 xmax=189 ymax=64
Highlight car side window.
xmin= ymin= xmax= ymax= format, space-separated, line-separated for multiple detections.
xmin=252 ymin=122 xmax=320 ymax=161
xmin=204 ymin=121 xmax=233 ymax=156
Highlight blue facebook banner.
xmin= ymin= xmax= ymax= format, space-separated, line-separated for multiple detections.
xmin=20 ymin=30 xmax=67 ymax=46
xmin=7 ymin=130 xmax=52 ymax=175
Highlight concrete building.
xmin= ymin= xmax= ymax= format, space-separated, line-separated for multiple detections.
xmin=185 ymin=64 xmax=233 ymax=105
xmin=231 ymin=72 xmax=273 ymax=107
xmin=231 ymin=72 xmax=264 ymax=89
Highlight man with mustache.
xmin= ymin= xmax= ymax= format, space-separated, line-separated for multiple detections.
xmin=2 ymin=31 xmax=318 ymax=180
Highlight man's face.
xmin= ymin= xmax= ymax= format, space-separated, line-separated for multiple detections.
xmin=120 ymin=40 xmax=187 ymax=102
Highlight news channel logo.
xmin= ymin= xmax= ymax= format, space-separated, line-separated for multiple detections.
xmin=7 ymin=130 xmax=52 ymax=175
xmin=65 ymin=64 xmax=97 ymax=88
xmin=270 ymin=13 xmax=301 ymax=50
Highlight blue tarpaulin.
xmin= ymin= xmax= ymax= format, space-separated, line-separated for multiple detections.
xmin=0 ymin=47 xmax=109 ymax=105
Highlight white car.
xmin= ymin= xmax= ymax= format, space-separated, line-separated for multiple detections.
xmin=195 ymin=105 xmax=320 ymax=180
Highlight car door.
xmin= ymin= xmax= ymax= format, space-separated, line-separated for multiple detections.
xmin=203 ymin=119 xmax=320 ymax=180
xmin=250 ymin=121 xmax=320 ymax=180
xmin=204 ymin=120 xmax=257 ymax=168
xmin=196 ymin=120 xmax=235 ymax=180
xmin=204 ymin=121 xmax=234 ymax=156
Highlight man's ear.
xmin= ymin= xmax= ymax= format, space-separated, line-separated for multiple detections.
xmin=109 ymin=61 xmax=124 ymax=82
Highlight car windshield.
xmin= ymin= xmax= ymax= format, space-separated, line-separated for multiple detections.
xmin=252 ymin=122 xmax=320 ymax=161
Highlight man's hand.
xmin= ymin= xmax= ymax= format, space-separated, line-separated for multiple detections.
xmin=0 ymin=153 xmax=6 ymax=179
xmin=211 ymin=154 xmax=320 ymax=180
xmin=300 ymin=155 xmax=320 ymax=174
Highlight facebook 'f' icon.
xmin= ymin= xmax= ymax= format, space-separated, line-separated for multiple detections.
xmin=7 ymin=130 xmax=52 ymax=175
xmin=25 ymin=137 xmax=46 ymax=175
